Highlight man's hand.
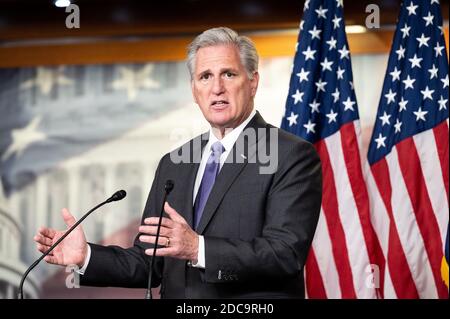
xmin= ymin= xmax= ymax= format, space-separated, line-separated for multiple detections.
xmin=33 ymin=208 xmax=88 ymax=267
xmin=139 ymin=202 xmax=199 ymax=262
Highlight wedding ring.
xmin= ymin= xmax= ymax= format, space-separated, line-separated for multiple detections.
xmin=166 ymin=237 xmax=170 ymax=247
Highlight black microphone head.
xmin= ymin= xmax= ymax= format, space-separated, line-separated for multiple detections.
xmin=165 ymin=180 xmax=174 ymax=194
xmin=109 ymin=190 xmax=127 ymax=202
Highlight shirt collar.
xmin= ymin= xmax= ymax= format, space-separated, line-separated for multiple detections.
xmin=207 ymin=109 xmax=256 ymax=152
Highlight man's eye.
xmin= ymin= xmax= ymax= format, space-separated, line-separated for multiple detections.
xmin=200 ymin=74 xmax=210 ymax=80
xmin=225 ymin=72 xmax=235 ymax=78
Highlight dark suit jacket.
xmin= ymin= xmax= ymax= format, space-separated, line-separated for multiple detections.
xmin=80 ymin=112 xmax=322 ymax=298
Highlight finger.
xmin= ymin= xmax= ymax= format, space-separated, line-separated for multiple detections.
xmin=44 ymin=255 xmax=60 ymax=265
xmin=36 ymin=243 xmax=53 ymax=255
xmin=138 ymin=225 xmax=170 ymax=237
xmin=154 ymin=247 xmax=175 ymax=257
xmin=145 ymin=247 xmax=174 ymax=257
xmin=38 ymin=227 xmax=56 ymax=239
xmin=144 ymin=217 xmax=174 ymax=228
xmin=34 ymin=234 xmax=53 ymax=246
xmin=164 ymin=202 xmax=186 ymax=224
xmin=62 ymin=208 xmax=77 ymax=228
xmin=139 ymin=235 xmax=171 ymax=247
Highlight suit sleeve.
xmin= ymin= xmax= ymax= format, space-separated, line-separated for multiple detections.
xmin=80 ymin=157 xmax=166 ymax=288
xmin=204 ymin=141 xmax=322 ymax=283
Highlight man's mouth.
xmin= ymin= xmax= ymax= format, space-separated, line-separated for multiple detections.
xmin=211 ymin=100 xmax=229 ymax=109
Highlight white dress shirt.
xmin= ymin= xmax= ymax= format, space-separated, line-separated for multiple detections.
xmin=78 ymin=109 xmax=257 ymax=274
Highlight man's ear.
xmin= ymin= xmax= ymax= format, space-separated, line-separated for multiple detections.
xmin=250 ymin=72 xmax=260 ymax=97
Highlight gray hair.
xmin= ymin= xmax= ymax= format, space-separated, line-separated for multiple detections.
xmin=187 ymin=27 xmax=259 ymax=80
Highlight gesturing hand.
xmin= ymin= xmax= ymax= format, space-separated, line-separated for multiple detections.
xmin=139 ymin=202 xmax=199 ymax=262
xmin=33 ymin=208 xmax=88 ymax=267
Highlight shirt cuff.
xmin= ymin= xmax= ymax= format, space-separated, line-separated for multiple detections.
xmin=76 ymin=244 xmax=91 ymax=275
xmin=190 ymin=235 xmax=205 ymax=269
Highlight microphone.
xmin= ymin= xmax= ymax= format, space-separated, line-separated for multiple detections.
xmin=18 ymin=190 xmax=127 ymax=299
xmin=107 ymin=189 xmax=127 ymax=202
xmin=145 ymin=180 xmax=174 ymax=299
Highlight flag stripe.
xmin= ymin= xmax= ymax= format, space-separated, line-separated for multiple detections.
xmin=370 ymin=159 xmax=419 ymax=298
xmin=433 ymin=121 xmax=449 ymax=202
xmin=305 ymin=248 xmax=327 ymax=299
xmin=310 ymin=209 xmax=342 ymax=298
xmin=365 ymin=163 xmax=399 ymax=298
xmin=413 ymin=128 xmax=449 ymax=245
xmin=340 ymin=121 xmax=386 ymax=298
xmin=387 ymin=146 xmax=438 ymax=298
xmin=364 ymin=163 xmax=390 ymax=260
xmin=315 ymin=139 xmax=357 ymax=298
xmin=396 ymin=138 xmax=449 ymax=298
xmin=325 ymin=130 xmax=375 ymax=298
xmin=383 ymin=266 xmax=398 ymax=299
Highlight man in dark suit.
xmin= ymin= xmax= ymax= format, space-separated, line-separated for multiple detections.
xmin=34 ymin=27 xmax=322 ymax=298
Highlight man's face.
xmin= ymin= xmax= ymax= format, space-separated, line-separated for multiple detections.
xmin=191 ymin=44 xmax=259 ymax=132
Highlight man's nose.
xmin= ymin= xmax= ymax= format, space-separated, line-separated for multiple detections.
xmin=212 ymin=76 xmax=225 ymax=95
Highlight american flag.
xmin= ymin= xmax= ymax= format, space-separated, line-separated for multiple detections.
xmin=367 ymin=0 xmax=449 ymax=298
xmin=281 ymin=0 xmax=384 ymax=298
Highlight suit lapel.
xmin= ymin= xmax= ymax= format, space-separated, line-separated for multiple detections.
xmin=196 ymin=112 xmax=268 ymax=234
xmin=179 ymin=133 xmax=208 ymax=228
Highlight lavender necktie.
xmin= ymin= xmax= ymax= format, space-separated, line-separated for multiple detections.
xmin=193 ymin=141 xmax=225 ymax=229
